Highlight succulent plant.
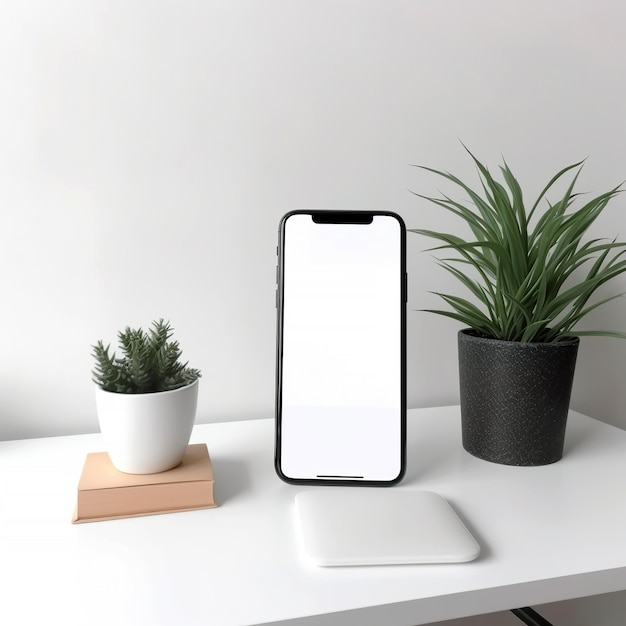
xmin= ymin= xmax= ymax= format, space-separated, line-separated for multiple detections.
xmin=92 ymin=319 xmax=201 ymax=393
xmin=411 ymin=147 xmax=626 ymax=342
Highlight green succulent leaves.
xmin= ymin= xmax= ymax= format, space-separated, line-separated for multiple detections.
xmin=92 ymin=319 xmax=202 ymax=393
xmin=411 ymin=148 xmax=626 ymax=342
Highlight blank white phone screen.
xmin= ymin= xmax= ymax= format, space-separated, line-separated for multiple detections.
xmin=279 ymin=213 xmax=404 ymax=482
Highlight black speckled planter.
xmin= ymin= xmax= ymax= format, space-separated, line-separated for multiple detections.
xmin=458 ymin=329 xmax=579 ymax=466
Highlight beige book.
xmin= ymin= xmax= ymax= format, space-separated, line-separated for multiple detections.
xmin=72 ymin=443 xmax=216 ymax=523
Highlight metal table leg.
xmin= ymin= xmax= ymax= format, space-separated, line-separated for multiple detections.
xmin=511 ymin=607 xmax=555 ymax=626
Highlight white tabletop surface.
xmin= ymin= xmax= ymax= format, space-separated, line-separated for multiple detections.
xmin=2 ymin=406 xmax=626 ymax=626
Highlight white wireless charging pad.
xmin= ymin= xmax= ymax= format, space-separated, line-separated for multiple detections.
xmin=295 ymin=489 xmax=480 ymax=566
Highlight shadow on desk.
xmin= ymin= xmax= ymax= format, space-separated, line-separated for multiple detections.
xmin=210 ymin=456 xmax=252 ymax=504
xmin=562 ymin=413 xmax=612 ymax=458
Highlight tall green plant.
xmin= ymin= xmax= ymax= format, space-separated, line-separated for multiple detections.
xmin=92 ymin=319 xmax=201 ymax=393
xmin=410 ymin=148 xmax=626 ymax=342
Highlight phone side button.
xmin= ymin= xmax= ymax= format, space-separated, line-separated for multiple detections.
xmin=275 ymin=289 xmax=278 ymax=308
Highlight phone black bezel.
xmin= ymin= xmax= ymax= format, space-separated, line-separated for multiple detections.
xmin=274 ymin=209 xmax=407 ymax=486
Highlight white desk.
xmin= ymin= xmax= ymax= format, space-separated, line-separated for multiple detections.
xmin=2 ymin=406 xmax=626 ymax=626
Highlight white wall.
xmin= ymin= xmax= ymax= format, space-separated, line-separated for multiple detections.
xmin=2 ymin=0 xmax=626 ymax=442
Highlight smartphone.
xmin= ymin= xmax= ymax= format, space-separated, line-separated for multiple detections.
xmin=275 ymin=210 xmax=406 ymax=485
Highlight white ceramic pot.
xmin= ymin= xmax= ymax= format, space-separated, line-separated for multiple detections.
xmin=95 ymin=380 xmax=199 ymax=474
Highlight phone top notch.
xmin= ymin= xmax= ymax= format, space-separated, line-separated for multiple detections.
xmin=311 ymin=212 xmax=374 ymax=225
